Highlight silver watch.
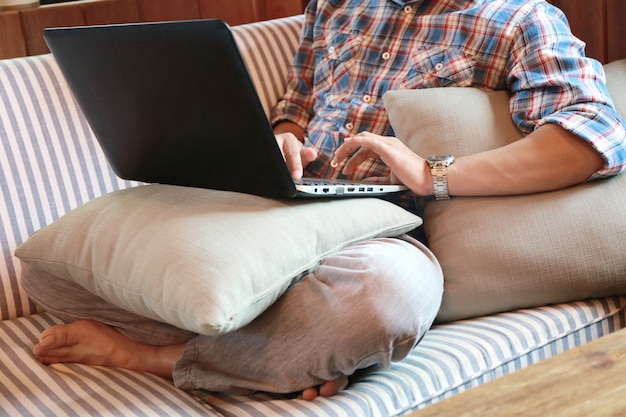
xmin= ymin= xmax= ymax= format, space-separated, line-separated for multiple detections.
xmin=426 ymin=155 xmax=455 ymax=200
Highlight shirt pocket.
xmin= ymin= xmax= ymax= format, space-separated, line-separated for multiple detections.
xmin=404 ymin=47 xmax=476 ymax=89
xmin=312 ymin=32 xmax=363 ymax=97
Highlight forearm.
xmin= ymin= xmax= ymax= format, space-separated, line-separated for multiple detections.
xmin=447 ymin=124 xmax=606 ymax=196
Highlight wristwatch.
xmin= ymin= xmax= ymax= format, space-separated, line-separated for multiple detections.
xmin=426 ymin=154 xmax=455 ymax=200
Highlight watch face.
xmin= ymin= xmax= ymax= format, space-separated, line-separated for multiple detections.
xmin=428 ymin=154 xmax=455 ymax=163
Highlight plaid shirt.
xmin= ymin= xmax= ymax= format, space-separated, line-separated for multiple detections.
xmin=271 ymin=0 xmax=626 ymax=181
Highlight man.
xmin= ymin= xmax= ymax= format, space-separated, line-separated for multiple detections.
xmin=27 ymin=0 xmax=625 ymax=401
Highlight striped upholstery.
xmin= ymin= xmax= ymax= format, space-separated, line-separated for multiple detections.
xmin=232 ymin=15 xmax=303 ymax=117
xmin=0 ymin=313 xmax=219 ymax=416
xmin=198 ymin=297 xmax=626 ymax=415
xmin=1 ymin=299 xmax=624 ymax=416
xmin=0 ymin=54 xmax=140 ymax=321
xmin=1 ymin=13 xmax=626 ymax=417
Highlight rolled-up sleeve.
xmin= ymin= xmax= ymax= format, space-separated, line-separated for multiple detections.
xmin=507 ymin=3 xmax=626 ymax=179
xmin=270 ymin=2 xmax=317 ymax=130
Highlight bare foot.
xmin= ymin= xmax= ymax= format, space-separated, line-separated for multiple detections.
xmin=299 ymin=375 xmax=349 ymax=401
xmin=33 ymin=320 xmax=184 ymax=379
xmin=34 ymin=320 xmax=348 ymax=400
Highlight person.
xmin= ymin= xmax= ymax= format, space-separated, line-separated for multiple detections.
xmin=25 ymin=0 xmax=625 ymax=401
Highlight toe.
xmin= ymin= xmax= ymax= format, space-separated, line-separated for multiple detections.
xmin=319 ymin=375 xmax=349 ymax=397
xmin=299 ymin=387 xmax=319 ymax=401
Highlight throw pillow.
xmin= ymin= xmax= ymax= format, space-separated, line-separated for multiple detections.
xmin=383 ymin=59 xmax=626 ymax=323
xmin=15 ymin=184 xmax=421 ymax=335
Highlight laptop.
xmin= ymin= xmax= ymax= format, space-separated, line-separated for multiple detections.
xmin=43 ymin=19 xmax=408 ymax=199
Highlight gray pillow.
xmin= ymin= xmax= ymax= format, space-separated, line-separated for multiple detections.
xmin=383 ymin=59 xmax=626 ymax=322
xmin=16 ymin=184 xmax=421 ymax=334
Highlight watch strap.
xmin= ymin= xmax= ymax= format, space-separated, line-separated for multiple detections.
xmin=430 ymin=163 xmax=450 ymax=200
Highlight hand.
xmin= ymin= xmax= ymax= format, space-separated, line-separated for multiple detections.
xmin=275 ymin=132 xmax=318 ymax=179
xmin=332 ymin=131 xmax=433 ymax=195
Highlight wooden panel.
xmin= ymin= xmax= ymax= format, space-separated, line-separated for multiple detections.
xmin=0 ymin=11 xmax=26 ymax=59
xmin=258 ymin=0 xmax=305 ymax=20
xmin=198 ymin=0 xmax=258 ymax=25
xmin=407 ymin=328 xmax=626 ymax=417
xmin=607 ymin=0 xmax=626 ymax=62
xmin=550 ymin=0 xmax=607 ymax=63
xmin=137 ymin=0 xmax=200 ymax=22
xmin=20 ymin=2 xmax=86 ymax=55
xmin=0 ymin=0 xmax=305 ymax=59
xmin=82 ymin=0 xmax=141 ymax=25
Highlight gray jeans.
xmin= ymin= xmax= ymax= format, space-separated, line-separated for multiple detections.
xmin=22 ymin=235 xmax=443 ymax=394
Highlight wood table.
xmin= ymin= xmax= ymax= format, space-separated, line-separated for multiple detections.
xmin=408 ymin=327 xmax=626 ymax=417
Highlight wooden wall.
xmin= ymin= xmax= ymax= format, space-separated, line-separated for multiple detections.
xmin=1 ymin=0 xmax=624 ymax=63
xmin=0 ymin=0 xmax=308 ymax=59
xmin=549 ymin=0 xmax=625 ymax=64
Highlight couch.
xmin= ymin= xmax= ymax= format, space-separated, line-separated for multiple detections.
xmin=2 ymin=14 xmax=626 ymax=417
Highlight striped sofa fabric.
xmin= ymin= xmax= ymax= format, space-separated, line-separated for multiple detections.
xmin=1 ymin=14 xmax=625 ymax=417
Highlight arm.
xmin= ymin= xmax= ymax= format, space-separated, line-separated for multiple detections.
xmin=334 ymin=123 xmax=604 ymax=196
xmin=449 ymin=123 xmax=604 ymax=196
xmin=334 ymin=3 xmax=625 ymax=197
xmin=270 ymin=1 xmax=319 ymax=179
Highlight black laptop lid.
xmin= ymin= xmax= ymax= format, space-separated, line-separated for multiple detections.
xmin=44 ymin=19 xmax=298 ymax=199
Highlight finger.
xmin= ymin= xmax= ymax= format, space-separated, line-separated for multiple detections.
xmin=349 ymin=131 xmax=387 ymax=148
xmin=331 ymin=136 xmax=364 ymax=166
xmin=286 ymin=148 xmax=305 ymax=179
xmin=301 ymin=147 xmax=318 ymax=165
xmin=278 ymin=133 xmax=306 ymax=179
xmin=342 ymin=148 xmax=379 ymax=174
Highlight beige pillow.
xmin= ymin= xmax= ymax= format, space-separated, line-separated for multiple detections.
xmin=385 ymin=87 xmax=524 ymax=158
xmin=383 ymin=61 xmax=626 ymax=323
xmin=15 ymin=184 xmax=421 ymax=334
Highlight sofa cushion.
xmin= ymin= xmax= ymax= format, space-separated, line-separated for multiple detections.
xmin=383 ymin=58 xmax=626 ymax=322
xmin=15 ymin=184 xmax=421 ymax=335
xmin=4 ymin=299 xmax=625 ymax=417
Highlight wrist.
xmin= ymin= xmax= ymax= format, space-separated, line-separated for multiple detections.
xmin=273 ymin=121 xmax=306 ymax=143
xmin=426 ymin=154 xmax=455 ymax=200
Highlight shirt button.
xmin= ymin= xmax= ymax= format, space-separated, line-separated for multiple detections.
xmin=404 ymin=5 xmax=413 ymax=13
xmin=363 ymin=95 xmax=372 ymax=103
xmin=435 ymin=62 xmax=444 ymax=71
xmin=328 ymin=46 xmax=336 ymax=54
xmin=382 ymin=51 xmax=391 ymax=61
xmin=345 ymin=122 xmax=354 ymax=131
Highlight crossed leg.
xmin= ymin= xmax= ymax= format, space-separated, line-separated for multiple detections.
xmin=24 ymin=236 xmax=443 ymax=399
xmin=32 ymin=319 xmax=347 ymax=400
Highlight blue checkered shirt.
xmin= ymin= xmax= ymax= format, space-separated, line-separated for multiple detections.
xmin=271 ymin=0 xmax=626 ymax=181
